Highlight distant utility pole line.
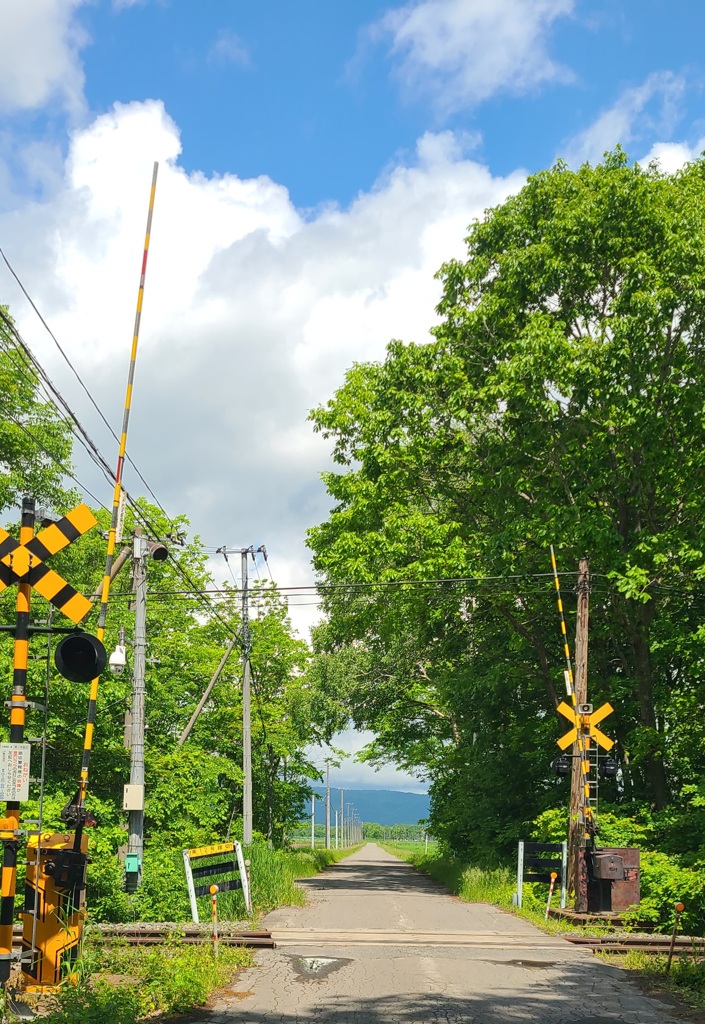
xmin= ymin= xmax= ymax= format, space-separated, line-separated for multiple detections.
xmin=325 ymin=762 xmax=331 ymax=850
xmin=241 ymin=548 xmax=253 ymax=846
xmin=216 ymin=544 xmax=267 ymax=847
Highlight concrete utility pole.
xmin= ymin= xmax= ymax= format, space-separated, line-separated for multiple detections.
xmin=570 ymin=557 xmax=590 ymax=905
xmin=241 ymin=549 xmax=253 ymax=846
xmin=335 ymin=809 xmax=339 ymax=849
xmin=346 ymin=802 xmax=352 ymax=847
xmin=310 ymin=793 xmax=315 ymax=850
xmin=340 ymin=789 xmax=344 ymax=847
xmin=126 ymin=533 xmax=147 ymax=892
xmin=325 ymin=763 xmax=331 ymax=849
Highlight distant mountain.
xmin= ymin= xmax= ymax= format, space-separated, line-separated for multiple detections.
xmin=310 ymin=788 xmax=429 ymax=826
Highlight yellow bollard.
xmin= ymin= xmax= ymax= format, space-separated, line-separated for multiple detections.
xmin=665 ymin=902 xmax=685 ymax=974
xmin=209 ymin=885 xmax=219 ymax=959
xmin=545 ymin=872 xmax=558 ymax=920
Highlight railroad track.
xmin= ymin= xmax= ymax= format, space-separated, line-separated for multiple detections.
xmin=7 ymin=924 xmax=702 ymax=955
xmin=8 ymin=924 xmax=275 ymax=949
xmin=566 ymin=934 xmax=705 ymax=955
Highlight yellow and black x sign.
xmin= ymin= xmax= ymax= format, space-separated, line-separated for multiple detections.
xmin=0 ymin=504 xmax=97 ymax=623
xmin=556 ymin=701 xmax=615 ymax=752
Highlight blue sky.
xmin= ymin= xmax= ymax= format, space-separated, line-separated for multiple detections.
xmin=0 ymin=0 xmax=703 ymax=791
xmin=7 ymin=1 xmax=705 ymax=209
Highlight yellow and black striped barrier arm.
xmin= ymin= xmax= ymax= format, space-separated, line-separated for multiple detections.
xmin=77 ymin=161 xmax=158 ymax=810
xmin=550 ymin=546 xmax=593 ymax=838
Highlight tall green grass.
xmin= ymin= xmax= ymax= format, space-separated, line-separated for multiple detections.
xmin=33 ymin=943 xmax=253 ymax=1024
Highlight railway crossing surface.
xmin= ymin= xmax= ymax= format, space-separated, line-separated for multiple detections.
xmin=186 ymin=844 xmax=681 ymax=1024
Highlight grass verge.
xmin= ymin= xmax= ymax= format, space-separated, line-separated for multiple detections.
xmin=26 ymin=942 xmax=254 ymax=1024
xmin=249 ymin=844 xmax=358 ymax=913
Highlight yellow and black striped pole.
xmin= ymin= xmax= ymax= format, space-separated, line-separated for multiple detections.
xmin=75 ymin=162 xmax=158 ymax=832
xmin=549 ymin=547 xmax=593 ymax=838
xmin=0 ymin=498 xmax=35 ymax=983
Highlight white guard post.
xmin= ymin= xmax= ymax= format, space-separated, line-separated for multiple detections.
xmin=182 ymin=840 xmax=251 ymax=924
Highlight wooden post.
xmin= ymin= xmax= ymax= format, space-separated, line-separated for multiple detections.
xmin=570 ymin=557 xmax=590 ymax=908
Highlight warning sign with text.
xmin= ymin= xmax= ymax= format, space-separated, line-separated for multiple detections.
xmin=0 ymin=743 xmax=31 ymax=802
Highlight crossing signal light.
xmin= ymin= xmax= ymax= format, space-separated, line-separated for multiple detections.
xmin=54 ymin=632 xmax=107 ymax=683
xmin=599 ymin=757 xmax=619 ymax=779
xmin=552 ymin=755 xmax=572 ymax=776
xmin=146 ymin=540 xmax=168 ymax=561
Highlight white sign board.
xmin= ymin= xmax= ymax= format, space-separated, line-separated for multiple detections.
xmin=0 ymin=743 xmax=31 ymax=802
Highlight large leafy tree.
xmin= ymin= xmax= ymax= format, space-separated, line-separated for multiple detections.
xmin=0 ymin=307 xmax=74 ymax=513
xmin=308 ymin=151 xmax=705 ymax=859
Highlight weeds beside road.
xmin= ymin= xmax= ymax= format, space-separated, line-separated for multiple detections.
xmin=24 ymin=844 xmax=354 ymax=1024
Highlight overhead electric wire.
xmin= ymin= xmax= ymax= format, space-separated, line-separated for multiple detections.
xmin=0 ymin=249 xmax=175 ymax=526
xmin=0 ymin=283 xmax=237 ymax=637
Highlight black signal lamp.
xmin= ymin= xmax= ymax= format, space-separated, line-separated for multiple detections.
xmin=599 ymin=757 xmax=619 ymax=779
xmin=552 ymin=755 xmax=572 ymax=776
xmin=146 ymin=540 xmax=168 ymax=561
xmin=54 ymin=631 xmax=107 ymax=683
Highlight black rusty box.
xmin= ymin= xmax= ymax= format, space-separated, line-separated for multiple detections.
xmin=593 ymin=853 xmax=625 ymax=880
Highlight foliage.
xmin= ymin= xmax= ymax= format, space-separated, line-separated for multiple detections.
xmin=38 ymin=942 xmax=253 ymax=1023
xmin=307 ymin=150 xmax=705 ymax=865
xmin=0 ymin=308 xmax=75 ymax=515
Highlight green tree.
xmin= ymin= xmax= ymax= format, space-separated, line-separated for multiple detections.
xmin=0 ymin=307 xmax=75 ymax=513
xmin=308 ymin=151 xmax=705 ymax=860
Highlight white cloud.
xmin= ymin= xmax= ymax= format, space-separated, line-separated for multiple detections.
xmin=0 ymin=101 xmax=523 ymax=657
xmin=640 ymin=138 xmax=705 ymax=174
xmin=311 ymin=731 xmax=428 ymax=793
xmin=0 ymin=0 xmax=89 ymax=115
xmin=562 ymin=71 xmax=686 ymax=166
xmin=370 ymin=0 xmax=574 ymax=113
xmin=208 ymin=29 xmax=250 ymax=68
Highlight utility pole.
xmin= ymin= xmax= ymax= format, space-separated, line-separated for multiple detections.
xmin=346 ymin=802 xmax=352 ymax=847
xmin=335 ymin=809 xmax=339 ymax=849
xmin=125 ymin=533 xmax=147 ymax=891
xmin=340 ymin=789 xmax=344 ymax=847
xmin=241 ymin=549 xmax=253 ymax=846
xmin=310 ymin=793 xmax=315 ymax=850
xmin=570 ymin=557 xmax=590 ymax=907
xmin=325 ymin=762 xmax=331 ymax=850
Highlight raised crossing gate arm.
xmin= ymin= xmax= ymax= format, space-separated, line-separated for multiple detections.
xmin=182 ymin=841 xmax=251 ymax=924
xmin=515 ymin=841 xmax=567 ymax=909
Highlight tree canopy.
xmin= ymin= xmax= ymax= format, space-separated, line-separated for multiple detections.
xmin=308 ymin=151 xmax=705 ymax=862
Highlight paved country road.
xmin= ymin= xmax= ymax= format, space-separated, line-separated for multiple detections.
xmin=186 ymin=843 xmax=682 ymax=1024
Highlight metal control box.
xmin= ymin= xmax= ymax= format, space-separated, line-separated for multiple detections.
xmin=593 ymin=853 xmax=625 ymax=880
xmin=584 ymin=847 xmax=640 ymax=913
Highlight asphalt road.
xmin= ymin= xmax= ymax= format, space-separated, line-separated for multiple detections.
xmin=188 ymin=843 xmax=682 ymax=1024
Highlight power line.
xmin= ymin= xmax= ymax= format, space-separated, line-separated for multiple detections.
xmin=0 ymin=253 xmax=175 ymax=524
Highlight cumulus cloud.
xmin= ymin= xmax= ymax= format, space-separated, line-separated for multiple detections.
xmin=562 ymin=71 xmax=686 ymax=166
xmin=368 ymin=0 xmax=574 ymax=113
xmin=208 ymin=29 xmax=251 ymax=68
xmin=640 ymin=138 xmax=705 ymax=174
xmin=0 ymin=101 xmax=523 ymax=645
xmin=0 ymin=0 xmax=89 ymax=115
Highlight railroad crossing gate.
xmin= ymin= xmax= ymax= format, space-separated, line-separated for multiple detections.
xmin=21 ymin=831 xmax=89 ymax=986
xmin=183 ymin=841 xmax=252 ymax=922
xmin=0 ymin=501 xmax=102 ymax=989
xmin=556 ymin=701 xmax=614 ymax=751
xmin=0 ymin=504 xmax=97 ymax=623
